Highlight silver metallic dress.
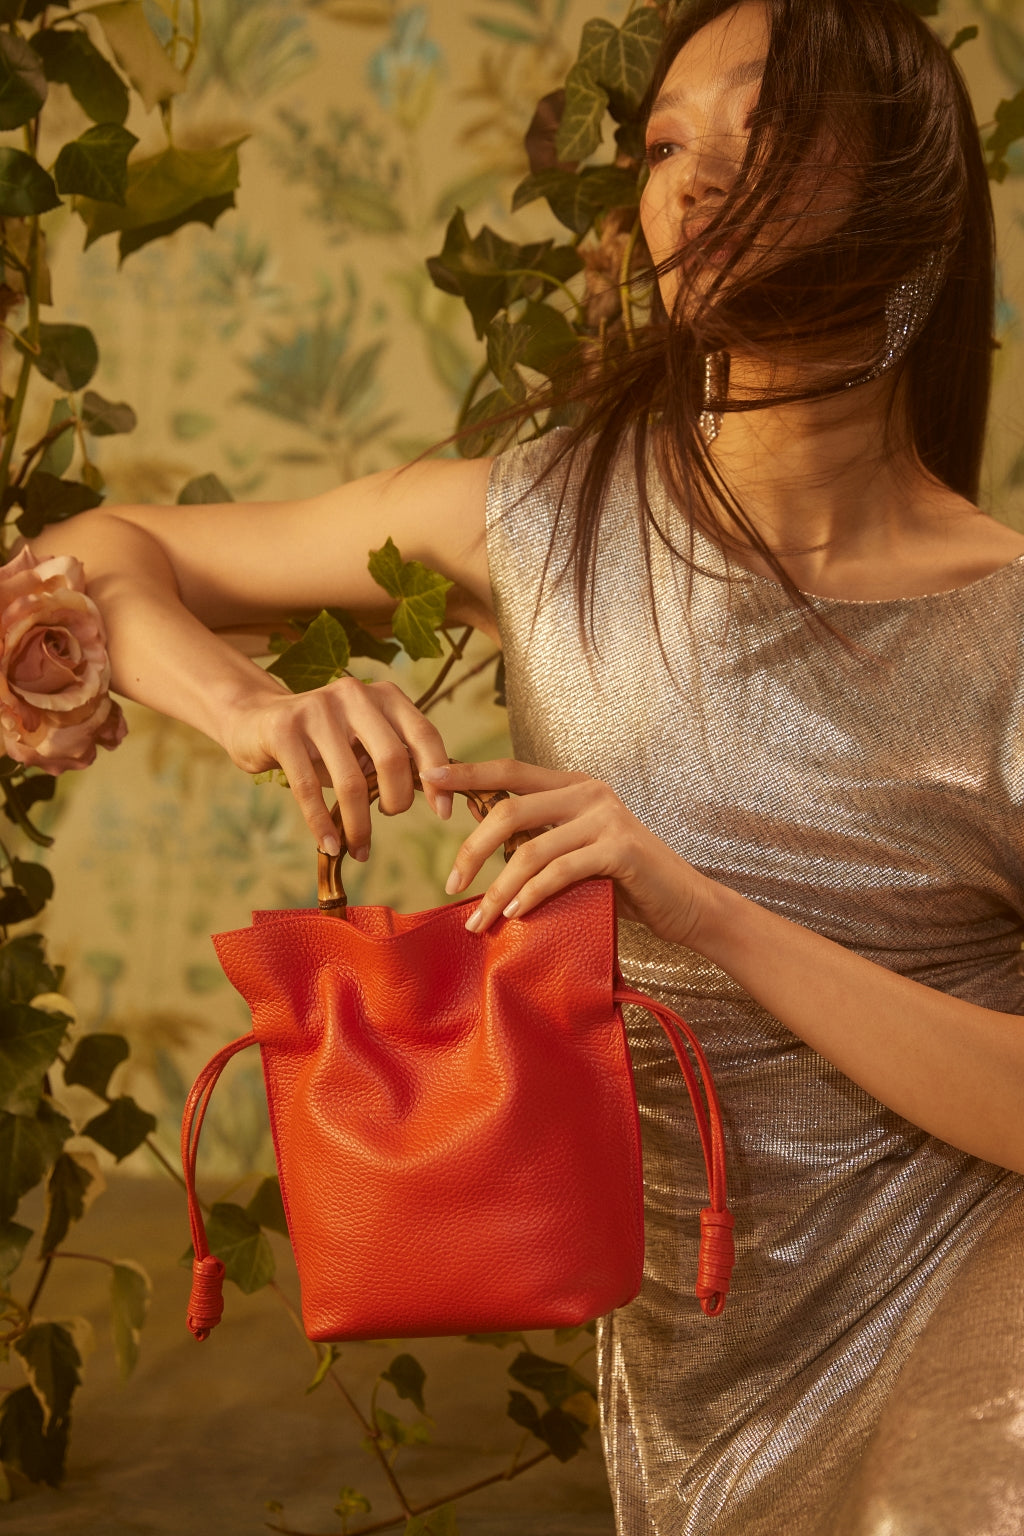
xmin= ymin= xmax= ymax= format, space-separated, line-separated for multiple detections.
xmin=486 ymin=437 xmax=1024 ymax=1536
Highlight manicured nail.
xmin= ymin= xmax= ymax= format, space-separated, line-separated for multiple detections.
xmin=420 ymin=766 xmax=450 ymax=783
xmin=465 ymin=907 xmax=483 ymax=933
xmin=503 ymin=899 xmax=520 ymax=919
xmin=435 ymin=793 xmax=453 ymax=821
xmin=321 ymin=834 xmax=341 ymax=857
xmin=445 ymin=866 xmax=462 ymax=896
xmin=353 ymin=844 xmax=370 ymax=863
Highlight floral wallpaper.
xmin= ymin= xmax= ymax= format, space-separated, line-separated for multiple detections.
xmin=24 ymin=0 xmax=1024 ymax=1173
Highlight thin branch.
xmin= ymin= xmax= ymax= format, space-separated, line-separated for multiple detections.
xmin=421 ymin=648 xmax=501 ymax=716
xmin=25 ymin=1254 xmax=53 ymax=1319
xmin=414 ymin=625 xmax=474 ymax=711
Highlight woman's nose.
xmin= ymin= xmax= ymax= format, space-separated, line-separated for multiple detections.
xmin=676 ymin=137 xmax=739 ymax=212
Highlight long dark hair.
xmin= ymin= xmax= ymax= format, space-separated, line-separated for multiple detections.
xmin=530 ymin=0 xmax=996 ymax=639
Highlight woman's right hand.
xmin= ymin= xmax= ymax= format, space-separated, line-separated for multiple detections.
xmin=222 ymin=675 xmax=453 ymax=858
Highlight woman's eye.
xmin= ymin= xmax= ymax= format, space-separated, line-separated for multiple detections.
xmin=645 ymin=140 xmax=681 ymax=169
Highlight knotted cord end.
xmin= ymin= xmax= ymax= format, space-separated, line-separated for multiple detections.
xmin=697 ymin=1207 xmax=735 ymax=1318
xmin=187 ymin=1254 xmax=226 ymax=1341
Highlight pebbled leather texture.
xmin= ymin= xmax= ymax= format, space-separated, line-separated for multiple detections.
xmin=187 ymin=878 xmax=731 ymax=1342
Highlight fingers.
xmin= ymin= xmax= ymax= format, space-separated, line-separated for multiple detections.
xmin=422 ymin=756 xmax=586 ymax=799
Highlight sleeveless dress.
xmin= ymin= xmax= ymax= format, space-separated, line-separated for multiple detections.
xmin=485 ymin=435 xmax=1024 ymax=1536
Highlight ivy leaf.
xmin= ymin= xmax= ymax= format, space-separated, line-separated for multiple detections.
xmin=14 ymin=472 xmax=104 ymax=539
xmin=91 ymin=0 xmax=188 ymax=112
xmin=0 ymin=773 xmax=57 ymax=844
xmin=21 ymin=322 xmax=98 ymax=393
xmin=0 ymin=148 xmax=60 ymax=218
xmin=487 ymin=301 xmax=577 ymax=382
xmin=75 ymin=142 xmax=243 ymax=253
xmin=0 ymin=1384 xmax=68 ymax=1487
xmin=55 ymin=124 xmax=138 ymax=207
xmin=0 ymin=1002 xmax=70 ymax=1116
xmin=381 ymin=1353 xmax=427 ymax=1415
xmin=507 ymin=1349 xmax=594 ymax=1409
xmin=368 ymin=538 xmax=452 ymax=661
xmin=267 ymin=609 xmax=351 ymax=692
xmin=245 ymin=1175 xmax=288 ymax=1236
xmin=13 ymin=1321 xmax=80 ymax=1433
xmin=39 ymin=1149 xmax=103 ymax=1256
xmin=554 ymin=63 xmax=608 ymax=164
xmin=62 ymin=1032 xmax=129 ymax=1098
xmin=80 ymin=1095 xmax=156 ymax=1162
xmin=373 ymin=1408 xmax=430 ymax=1449
xmin=513 ymin=165 xmax=639 ymax=237
xmin=0 ymin=1219 xmax=32 ymax=1283
xmin=328 ymin=607 xmax=400 ymax=666
xmin=203 ymin=1201 xmax=275 ymax=1293
xmin=0 ymin=1103 xmax=71 ymax=1223
xmin=31 ymin=29 xmax=130 ymax=126
xmin=0 ymin=934 xmax=61 ymax=1006
xmin=110 ymin=1259 xmax=151 ymax=1379
xmin=578 ymin=11 xmax=663 ymax=118
xmin=506 ymin=1389 xmax=587 ymax=1462
xmin=177 ymin=471 xmax=233 ymax=504
xmin=81 ymin=390 xmax=137 ymax=437
xmin=116 ymin=190 xmax=235 ymax=262
xmin=986 ymin=89 xmax=1024 ymax=183
xmin=0 ymin=32 xmax=47 ymax=130
xmin=427 ymin=209 xmax=583 ymax=339
xmin=404 ymin=1506 xmax=458 ymax=1536
xmin=456 ymin=386 xmax=521 ymax=459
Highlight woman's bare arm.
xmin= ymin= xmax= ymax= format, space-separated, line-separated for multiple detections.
xmin=29 ymin=456 xmax=494 ymax=853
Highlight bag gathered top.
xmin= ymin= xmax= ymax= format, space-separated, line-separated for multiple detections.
xmin=182 ymin=773 xmax=735 ymax=1344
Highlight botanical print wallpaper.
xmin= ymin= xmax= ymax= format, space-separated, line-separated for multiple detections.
xmin=22 ymin=0 xmax=1024 ymax=1174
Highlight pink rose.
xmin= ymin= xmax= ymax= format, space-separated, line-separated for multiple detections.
xmin=0 ymin=545 xmax=127 ymax=774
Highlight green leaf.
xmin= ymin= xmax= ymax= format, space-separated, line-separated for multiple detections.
xmin=334 ymin=1486 xmax=372 ymax=1521
xmin=203 ymin=1201 xmax=275 ymax=1293
xmin=0 ymin=1384 xmax=68 ymax=1487
xmin=110 ymin=1260 xmax=150 ymax=1380
xmin=15 ymin=472 xmax=104 ymax=539
xmin=37 ymin=399 xmax=75 ymax=478
xmin=307 ymin=1342 xmax=342 ymax=1394
xmin=31 ymin=29 xmax=130 ymax=127
xmin=75 ymin=141 xmax=243 ymax=250
xmin=382 ymin=1353 xmax=427 ymax=1415
xmin=456 ymin=386 xmax=521 ymax=459
xmin=0 ymin=775 xmax=56 ymax=845
xmin=62 ymin=1032 xmax=129 ymax=1098
xmin=487 ymin=301 xmax=577 ymax=383
xmin=13 ymin=1321 xmax=80 ymax=1434
xmin=513 ymin=164 xmax=638 ymax=237
xmin=507 ymin=1349 xmax=594 ymax=1409
xmin=267 ymin=609 xmax=351 ymax=692
xmin=55 ymin=124 xmax=138 ymax=207
xmin=554 ymin=64 xmax=608 ymax=164
xmin=0 ymin=1002 xmax=70 ymax=1116
xmin=367 ymin=539 xmax=452 ymax=661
xmin=506 ymin=1389 xmax=587 ymax=1462
xmin=986 ymin=89 xmax=1024 ymax=182
xmin=38 ymin=1149 xmax=102 ymax=1256
xmin=578 ymin=11 xmax=663 ymax=118
xmin=0 ymin=935 xmax=61 ymax=1006
xmin=427 ymin=209 xmax=583 ymax=339
xmin=245 ymin=1175 xmax=288 ymax=1236
xmin=115 ymin=191 xmax=236 ymax=262
xmin=0 ymin=148 xmax=60 ymax=218
xmin=405 ymin=1505 xmax=458 ymax=1536
xmin=80 ymin=1095 xmax=157 ymax=1162
xmin=948 ymin=25 xmax=978 ymax=53
xmin=177 ymin=471 xmax=233 ymax=505
xmin=91 ymin=0 xmax=188 ymax=112
xmin=0 ymin=32 xmax=47 ymax=130
xmin=328 ymin=608 xmax=400 ymax=666
xmin=21 ymin=323 xmax=98 ymax=393
xmin=373 ymin=1408 xmax=430 ymax=1449
xmin=81 ymin=390 xmax=137 ymax=438
xmin=0 ymin=1219 xmax=32 ymax=1283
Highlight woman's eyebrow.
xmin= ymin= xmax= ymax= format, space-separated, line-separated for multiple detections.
xmin=650 ymin=57 xmax=767 ymax=117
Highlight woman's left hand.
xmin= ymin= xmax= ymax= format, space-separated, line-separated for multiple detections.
xmin=421 ymin=757 xmax=712 ymax=947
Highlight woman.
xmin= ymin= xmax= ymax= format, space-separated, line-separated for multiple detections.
xmin=34 ymin=0 xmax=1024 ymax=1531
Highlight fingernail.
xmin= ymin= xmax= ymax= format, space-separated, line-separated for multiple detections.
xmin=465 ymin=907 xmax=483 ymax=933
xmin=320 ymin=833 xmax=341 ymax=857
xmin=503 ymin=899 xmax=520 ymax=919
xmin=420 ymin=766 xmax=450 ymax=783
xmin=435 ymin=793 xmax=453 ymax=821
xmin=353 ymin=844 xmax=370 ymax=863
xmin=445 ymin=866 xmax=462 ymax=896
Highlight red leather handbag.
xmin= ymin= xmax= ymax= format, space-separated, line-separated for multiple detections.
xmin=182 ymin=778 xmax=734 ymax=1343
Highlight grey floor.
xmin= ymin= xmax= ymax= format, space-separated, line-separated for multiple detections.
xmin=4 ymin=1177 xmax=616 ymax=1536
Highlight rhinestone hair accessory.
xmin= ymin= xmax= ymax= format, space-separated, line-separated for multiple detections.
xmin=699 ymin=350 xmax=731 ymax=444
xmin=855 ymin=249 xmax=947 ymax=385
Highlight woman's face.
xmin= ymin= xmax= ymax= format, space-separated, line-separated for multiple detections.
xmin=641 ymin=1 xmax=849 ymax=317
